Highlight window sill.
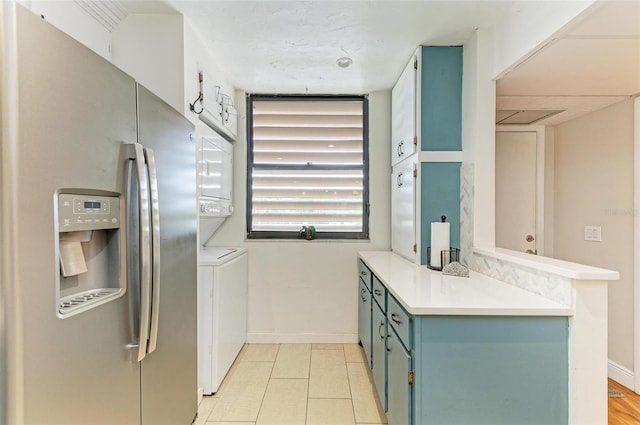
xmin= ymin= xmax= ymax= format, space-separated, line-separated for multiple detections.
xmin=243 ymin=238 xmax=372 ymax=243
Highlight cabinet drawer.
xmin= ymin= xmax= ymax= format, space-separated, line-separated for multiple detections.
xmin=372 ymin=275 xmax=386 ymax=312
xmin=388 ymin=294 xmax=411 ymax=349
xmin=358 ymin=260 xmax=372 ymax=291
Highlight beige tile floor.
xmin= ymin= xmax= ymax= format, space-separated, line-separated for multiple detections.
xmin=195 ymin=343 xmax=388 ymax=425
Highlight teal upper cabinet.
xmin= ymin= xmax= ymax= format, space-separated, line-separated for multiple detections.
xmin=391 ymin=46 xmax=463 ymax=159
xmin=419 ymin=47 xmax=462 ymax=151
xmin=391 ymin=55 xmax=417 ymax=166
xmin=390 ymin=46 xmax=463 ymax=265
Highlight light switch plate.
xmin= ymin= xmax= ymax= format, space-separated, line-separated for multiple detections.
xmin=584 ymin=226 xmax=602 ymax=242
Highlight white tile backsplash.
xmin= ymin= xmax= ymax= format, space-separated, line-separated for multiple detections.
xmin=459 ymin=163 xmax=475 ymax=267
xmin=470 ymin=252 xmax=572 ymax=305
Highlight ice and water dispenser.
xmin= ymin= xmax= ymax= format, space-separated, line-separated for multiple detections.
xmin=55 ymin=192 xmax=124 ymax=317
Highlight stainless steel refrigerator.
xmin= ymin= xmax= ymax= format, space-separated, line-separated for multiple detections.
xmin=1 ymin=4 xmax=197 ymax=424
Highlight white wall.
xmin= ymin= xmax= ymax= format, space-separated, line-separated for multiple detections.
xmin=110 ymin=13 xmax=237 ymax=141
xmin=111 ymin=14 xmax=185 ymax=113
xmin=544 ymin=126 xmax=555 ymax=257
xmin=635 ymin=96 xmax=640 ymax=391
xmin=17 ymin=0 xmax=111 ymax=60
xmin=183 ymin=16 xmax=236 ymax=127
xmin=466 ymin=0 xmax=603 ymax=250
xmin=553 ymin=98 xmax=635 ymax=372
xmin=207 ymin=91 xmax=392 ymax=342
xmin=461 ymin=28 xmax=496 ymax=250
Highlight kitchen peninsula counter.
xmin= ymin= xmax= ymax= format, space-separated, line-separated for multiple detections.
xmin=358 ymin=250 xmax=572 ymax=317
xmin=357 ymin=250 xmax=572 ymax=424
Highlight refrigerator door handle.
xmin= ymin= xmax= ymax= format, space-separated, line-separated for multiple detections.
xmin=145 ymin=147 xmax=161 ymax=354
xmin=124 ymin=159 xmax=141 ymax=352
xmin=127 ymin=143 xmax=153 ymax=362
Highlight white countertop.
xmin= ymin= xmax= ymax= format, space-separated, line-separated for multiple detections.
xmin=358 ymin=251 xmax=573 ymax=317
xmin=474 ymin=247 xmax=620 ymax=280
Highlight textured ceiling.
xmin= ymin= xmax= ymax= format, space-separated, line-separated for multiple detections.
xmin=165 ymin=1 xmax=514 ymax=94
xmin=111 ymin=0 xmax=638 ymax=124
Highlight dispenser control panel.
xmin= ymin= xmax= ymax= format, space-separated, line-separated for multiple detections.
xmin=58 ymin=194 xmax=120 ymax=231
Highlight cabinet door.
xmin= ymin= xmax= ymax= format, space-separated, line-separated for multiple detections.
xmin=358 ymin=279 xmax=372 ymax=367
xmin=391 ymin=55 xmax=417 ymax=166
xmin=387 ymin=328 xmax=412 ymax=425
xmin=391 ymin=158 xmax=416 ymax=262
xmin=372 ymin=302 xmax=387 ymax=411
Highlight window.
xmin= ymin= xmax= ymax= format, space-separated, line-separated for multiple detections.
xmin=246 ymin=95 xmax=369 ymax=239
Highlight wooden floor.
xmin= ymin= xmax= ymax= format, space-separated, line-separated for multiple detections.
xmin=609 ymin=379 xmax=640 ymax=424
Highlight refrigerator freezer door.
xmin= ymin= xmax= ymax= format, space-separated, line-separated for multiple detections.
xmin=136 ymin=85 xmax=198 ymax=425
xmin=15 ymin=6 xmax=140 ymax=424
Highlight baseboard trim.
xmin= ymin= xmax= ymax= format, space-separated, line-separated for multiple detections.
xmin=197 ymin=386 xmax=204 ymax=404
xmin=608 ymin=360 xmax=635 ymax=391
xmin=247 ymin=333 xmax=358 ymax=344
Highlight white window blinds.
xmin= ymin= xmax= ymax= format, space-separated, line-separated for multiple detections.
xmin=248 ymin=97 xmax=368 ymax=238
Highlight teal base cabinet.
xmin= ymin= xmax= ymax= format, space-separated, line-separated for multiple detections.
xmin=358 ymin=261 xmax=569 ymax=425
xmin=358 ymin=261 xmax=372 ymax=366
xmin=357 ymin=278 xmax=371 ymax=366
xmin=372 ymin=297 xmax=387 ymax=411
xmin=386 ymin=327 xmax=412 ymax=425
xmin=413 ymin=316 xmax=568 ymax=425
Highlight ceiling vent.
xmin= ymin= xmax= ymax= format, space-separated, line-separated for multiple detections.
xmin=496 ymin=109 xmax=565 ymax=125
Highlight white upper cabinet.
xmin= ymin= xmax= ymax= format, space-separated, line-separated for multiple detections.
xmin=391 ymin=54 xmax=417 ymax=166
xmin=391 ymin=157 xmax=417 ymax=262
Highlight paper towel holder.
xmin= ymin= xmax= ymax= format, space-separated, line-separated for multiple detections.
xmin=427 ymin=247 xmax=460 ymax=271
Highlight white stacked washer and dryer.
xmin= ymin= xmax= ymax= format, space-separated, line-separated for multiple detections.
xmin=198 ymin=246 xmax=247 ymax=394
xmin=196 ymin=122 xmax=248 ymax=396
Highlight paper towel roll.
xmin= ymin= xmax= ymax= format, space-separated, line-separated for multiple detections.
xmin=430 ymin=221 xmax=450 ymax=268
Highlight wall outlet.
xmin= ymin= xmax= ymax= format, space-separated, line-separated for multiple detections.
xmin=584 ymin=226 xmax=602 ymax=242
